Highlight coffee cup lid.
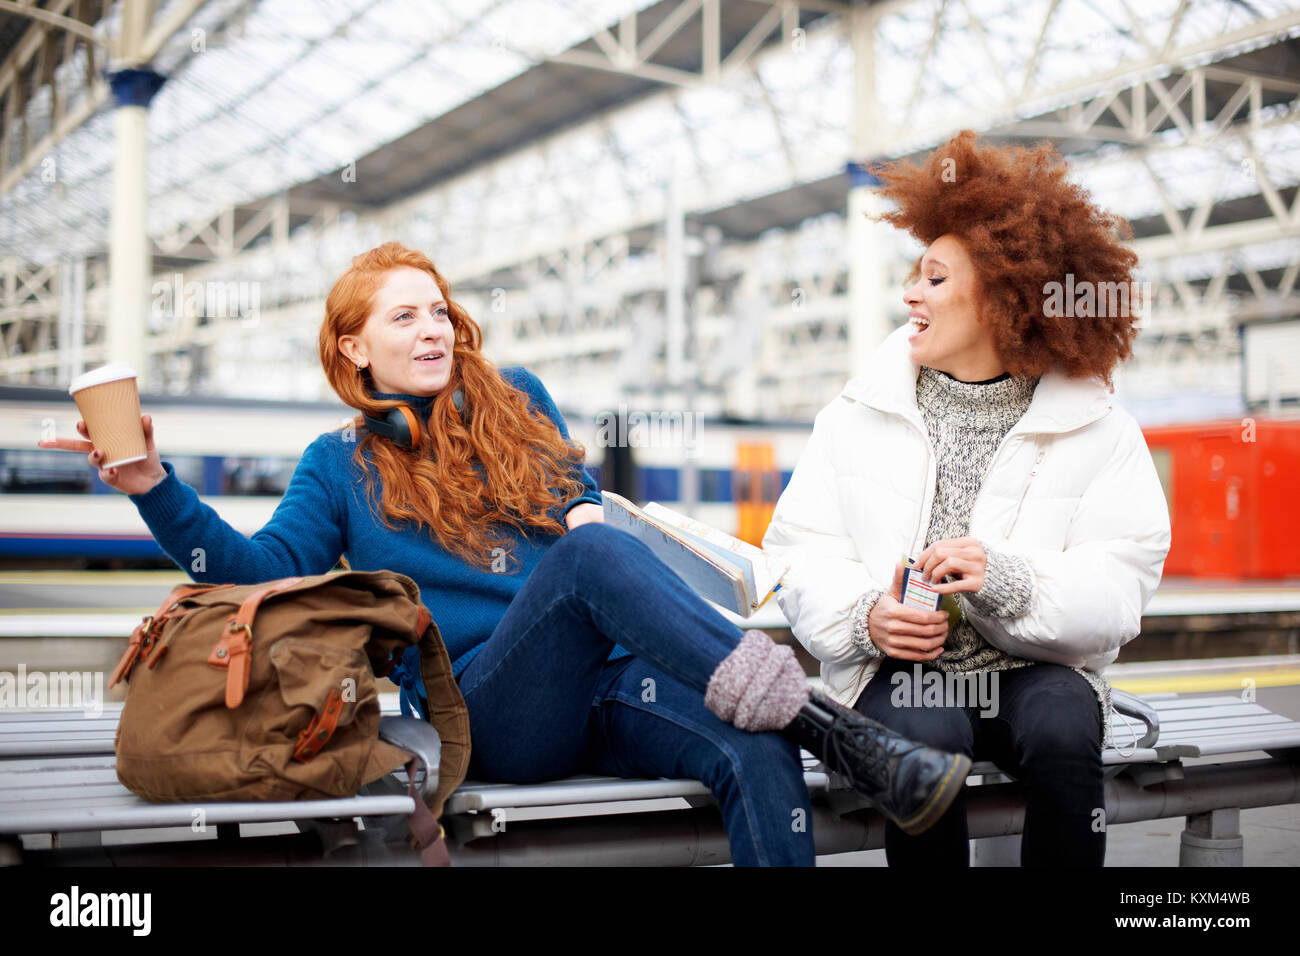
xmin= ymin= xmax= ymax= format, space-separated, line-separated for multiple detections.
xmin=69 ymin=363 xmax=138 ymax=395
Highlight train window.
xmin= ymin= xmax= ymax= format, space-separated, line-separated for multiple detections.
xmin=734 ymin=472 xmax=757 ymax=504
xmin=222 ymin=457 xmax=296 ymax=496
xmin=0 ymin=448 xmax=92 ymax=493
xmin=1149 ymin=447 xmax=1173 ymax=514
xmin=167 ymin=455 xmax=207 ymax=491
xmin=640 ymin=467 xmax=680 ymax=503
xmin=698 ymin=469 xmax=731 ymax=503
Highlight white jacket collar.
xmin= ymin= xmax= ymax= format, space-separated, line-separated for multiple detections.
xmin=840 ymin=323 xmax=1113 ymax=434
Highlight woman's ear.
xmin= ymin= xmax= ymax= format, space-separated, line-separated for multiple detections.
xmin=337 ymin=335 xmax=363 ymax=367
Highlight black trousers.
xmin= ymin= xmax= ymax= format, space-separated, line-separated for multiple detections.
xmin=854 ymin=657 xmax=1105 ymax=867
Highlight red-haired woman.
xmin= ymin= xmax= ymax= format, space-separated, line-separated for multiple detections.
xmin=43 ymin=241 xmax=970 ymax=865
xmin=765 ymin=131 xmax=1172 ymax=867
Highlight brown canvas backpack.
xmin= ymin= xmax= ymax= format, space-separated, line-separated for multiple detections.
xmin=109 ymin=570 xmax=470 ymax=853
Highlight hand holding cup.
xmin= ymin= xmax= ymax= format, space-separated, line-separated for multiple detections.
xmin=38 ymin=364 xmax=167 ymax=495
xmin=39 ymin=416 xmax=166 ymax=496
xmin=39 ymin=415 xmax=167 ymax=495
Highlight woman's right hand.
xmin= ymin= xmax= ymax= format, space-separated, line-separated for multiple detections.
xmin=38 ymin=415 xmax=168 ymax=496
xmin=867 ymin=562 xmax=950 ymax=661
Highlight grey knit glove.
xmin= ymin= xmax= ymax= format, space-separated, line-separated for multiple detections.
xmin=966 ymin=539 xmax=1034 ymax=618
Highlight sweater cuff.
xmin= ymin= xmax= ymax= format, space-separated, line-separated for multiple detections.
xmin=967 ymin=539 xmax=1034 ymax=618
xmin=126 ymin=460 xmax=191 ymax=525
xmin=562 ymin=490 xmax=603 ymax=517
xmin=850 ymin=587 xmax=886 ymax=657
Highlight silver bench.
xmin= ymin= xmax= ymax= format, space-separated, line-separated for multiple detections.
xmin=0 ymin=708 xmax=442 ymax=865
xmin=2 ymin=690 xmax=1298 ymax=866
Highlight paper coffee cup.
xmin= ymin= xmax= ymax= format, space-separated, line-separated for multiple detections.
xmin=69 ymin=364 xmax=147 ymax=469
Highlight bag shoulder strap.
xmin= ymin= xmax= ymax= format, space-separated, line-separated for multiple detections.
xmin=207 ymin=577 xmax=304 ymax=708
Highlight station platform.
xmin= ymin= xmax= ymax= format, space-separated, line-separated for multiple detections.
xmin=2 ymin=572 xmax=1298 ymax=637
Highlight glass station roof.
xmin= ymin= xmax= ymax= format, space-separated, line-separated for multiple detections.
xmin=0 ymin=0 xmax=1296 ymax=274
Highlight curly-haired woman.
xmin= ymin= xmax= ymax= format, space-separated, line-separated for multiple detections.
xmin=764 ymin=131 xmax=1172 ymax=867
xmin=42 ymin=241 xmax=971 ymax=866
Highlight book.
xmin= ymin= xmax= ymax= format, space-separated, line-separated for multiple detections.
xmin=899 ymin=554 xmax=963 ymax=625
xmin=601 ymin=491 xmax=789 ymax=617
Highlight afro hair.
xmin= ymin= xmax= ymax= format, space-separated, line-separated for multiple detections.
xmin=873 ymin=130 xmax=1142 ymax=387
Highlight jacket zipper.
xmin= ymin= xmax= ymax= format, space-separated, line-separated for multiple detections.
xmin=900 ymin=407 xmax=1100 ymax=551
xmin=1002 ymin=442 xmax=1047 ymax=538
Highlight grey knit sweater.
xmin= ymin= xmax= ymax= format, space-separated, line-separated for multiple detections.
xmin=849 ymin=365 xmax=1111 ymax=746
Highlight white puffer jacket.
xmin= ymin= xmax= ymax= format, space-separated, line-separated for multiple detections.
xmin=762 ymin=323 xmax=1173 ymax=707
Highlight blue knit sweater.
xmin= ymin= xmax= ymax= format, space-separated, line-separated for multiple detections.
xmin=127 ymin=366 xmax=616 ymax=714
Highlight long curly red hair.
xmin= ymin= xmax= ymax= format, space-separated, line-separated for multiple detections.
xmin=873 ymin=130 xmax=1141 ymax=386
xmin=319 ymin=242 xmax=587 ymax=569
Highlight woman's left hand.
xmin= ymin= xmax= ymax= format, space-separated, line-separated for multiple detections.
xmin=564 ymin=502 xmax=605 ymax=531
xmin=914 ymin=537 xmax=987 ymax=595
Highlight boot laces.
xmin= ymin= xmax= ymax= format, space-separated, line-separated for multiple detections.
xmin=822 ymin=712 xmax=895 ymax=791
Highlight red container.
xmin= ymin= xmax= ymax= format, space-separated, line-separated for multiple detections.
xmin=1142 ymin=419 xmax=1300 ymax=580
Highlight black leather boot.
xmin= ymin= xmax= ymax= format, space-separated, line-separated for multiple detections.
xmin=784 ymin=689 xmax=971 ymax=835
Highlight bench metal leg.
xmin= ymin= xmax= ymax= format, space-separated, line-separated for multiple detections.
xmin=972 ymin=833 xmax=1021 ymax=866
xmin=0 ymin=837 xmax=21 ymax=866
xmin=295 ymin=817 xmax=361 ymax=855
xmin=1179 ymin=808 xmax=1243 ymax=867
xmin=53 ymin=830 xmax=102 ymax=849
xmin=971 ymin=771 xmax=1020 ymax=866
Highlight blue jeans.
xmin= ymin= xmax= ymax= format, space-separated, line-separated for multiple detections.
xmin=854 ymin=657 xmax=1104 ymax=867
xmin=455 ymin=522 xmax=815 ymax=866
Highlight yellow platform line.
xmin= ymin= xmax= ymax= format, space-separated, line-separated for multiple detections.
xmin=1111 ymin=670 xmax=1300 ymax=694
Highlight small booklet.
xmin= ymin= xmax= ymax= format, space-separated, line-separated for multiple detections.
xmin=601 ymin=491 xmax=789 ymax=617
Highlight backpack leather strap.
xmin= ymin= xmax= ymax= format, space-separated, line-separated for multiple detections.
xmin=292 ymin=687 xmax=345 ymax=762
xmin=110 ymin=583 xmax=235 ymax=688
xmin=207 ymin=577 xmax=304 ymax=708
xmin=405 ymin=758 xmax=451 ymax=867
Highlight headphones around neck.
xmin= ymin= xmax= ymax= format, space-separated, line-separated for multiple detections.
xmin=362 ymin=387 xmax=466 ymax=449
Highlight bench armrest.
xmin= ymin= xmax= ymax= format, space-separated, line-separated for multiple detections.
xmin=378 ymin=715 xmax=442 ymax=803
xmin=1111 ymin=689 xmax=1160 ymax=749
